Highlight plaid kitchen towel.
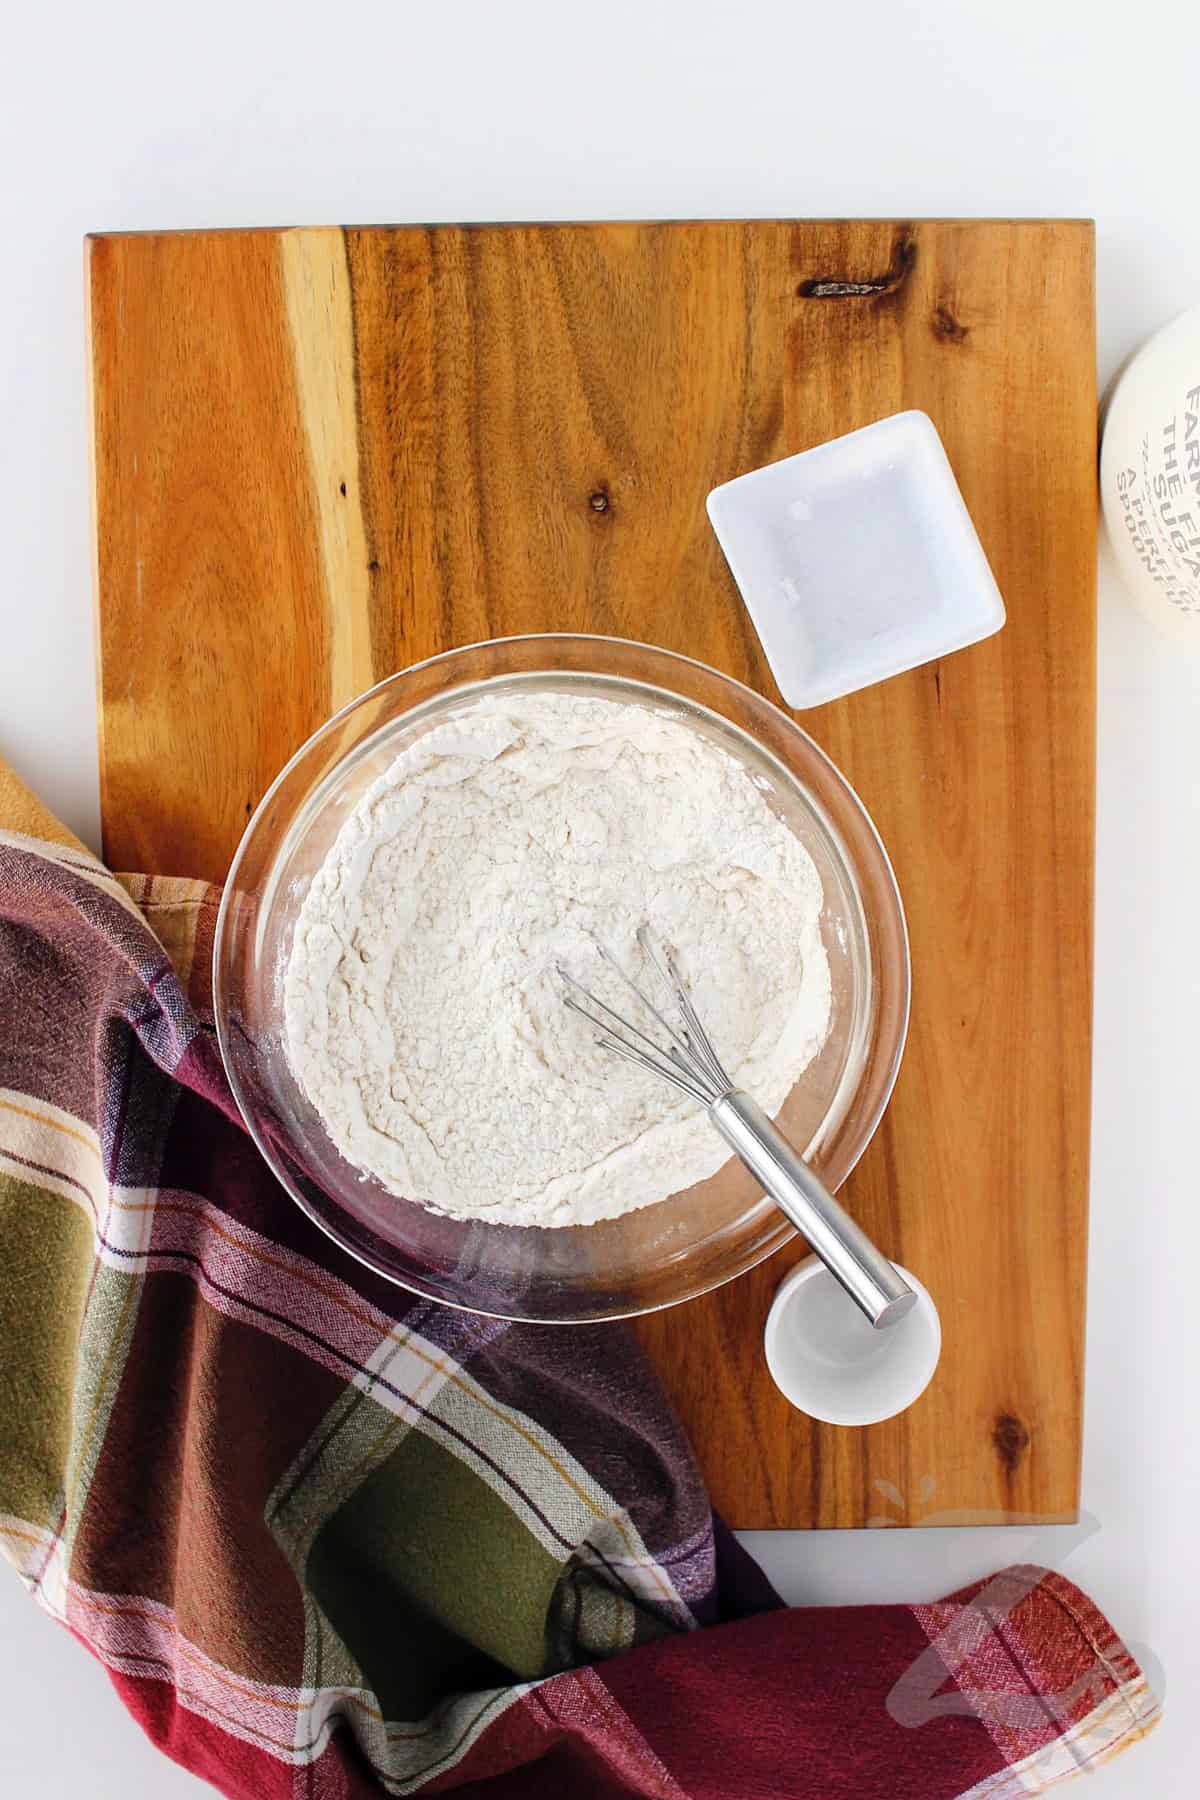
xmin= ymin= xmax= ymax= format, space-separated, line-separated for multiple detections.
xmin=0 ymin=757 xmax=1160 ymax=1798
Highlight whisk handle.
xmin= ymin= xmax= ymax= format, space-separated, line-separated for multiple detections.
xmin=709 ymin=1091 xmax=916 ymax=1330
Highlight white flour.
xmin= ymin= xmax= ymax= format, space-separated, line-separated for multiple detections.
xmin=284 ymin=690 xmax=832 ymax=1227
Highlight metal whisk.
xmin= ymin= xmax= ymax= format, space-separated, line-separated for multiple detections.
xmin=559 ymin=925 xmax=916 ymax=1330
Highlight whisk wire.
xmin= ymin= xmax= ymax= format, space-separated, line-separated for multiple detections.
xmin=556 ymin=928 xmax=737 ymax=1105
xmin=557 ymin=967 xmax=673 ymax=1064
xmin=588 ymin=931 xmax=701 ymax=1074
xmin=557 ymin=969 xmax=713 ymax=1103
xmin=634 ymin=925 xmax=732 ymax=1097
xmin=669 ymin=971 xmax=731 ymax=1094
xmin=580 ymin=1026 xmax=711 ymax=1103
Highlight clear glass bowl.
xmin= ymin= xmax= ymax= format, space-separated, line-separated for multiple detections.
xmin=213 ymin=636 xmax=909 ymax=1322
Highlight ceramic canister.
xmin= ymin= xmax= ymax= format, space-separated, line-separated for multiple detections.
xmin=1101 ymin=304 xmax=1200 ymax=640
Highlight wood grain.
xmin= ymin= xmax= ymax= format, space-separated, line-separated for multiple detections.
xmin=87 ymin=219 xmax=1096 ymax=1527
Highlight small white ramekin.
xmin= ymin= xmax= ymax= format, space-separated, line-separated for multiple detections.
xmin=764 ymin=1256 xmax=941 ymax=1426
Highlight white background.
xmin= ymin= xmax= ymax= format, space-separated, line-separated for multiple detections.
xmin=1 ymin=1 xmax=1197 ymax=1793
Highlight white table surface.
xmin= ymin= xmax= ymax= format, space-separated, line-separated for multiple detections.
xmin=2 ymin=2 xmax=1196 ymax=1794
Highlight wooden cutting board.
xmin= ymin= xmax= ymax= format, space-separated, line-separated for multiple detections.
xmin=87 ymin=219 xmax=1096 ymax=1529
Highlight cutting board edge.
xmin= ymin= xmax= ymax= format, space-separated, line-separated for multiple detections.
xmin=86 ymin=217 xmax=1098 ymax=1528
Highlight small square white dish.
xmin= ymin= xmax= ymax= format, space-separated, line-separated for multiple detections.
xmin=706 ymin=411 xmax=1005 ymax=710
